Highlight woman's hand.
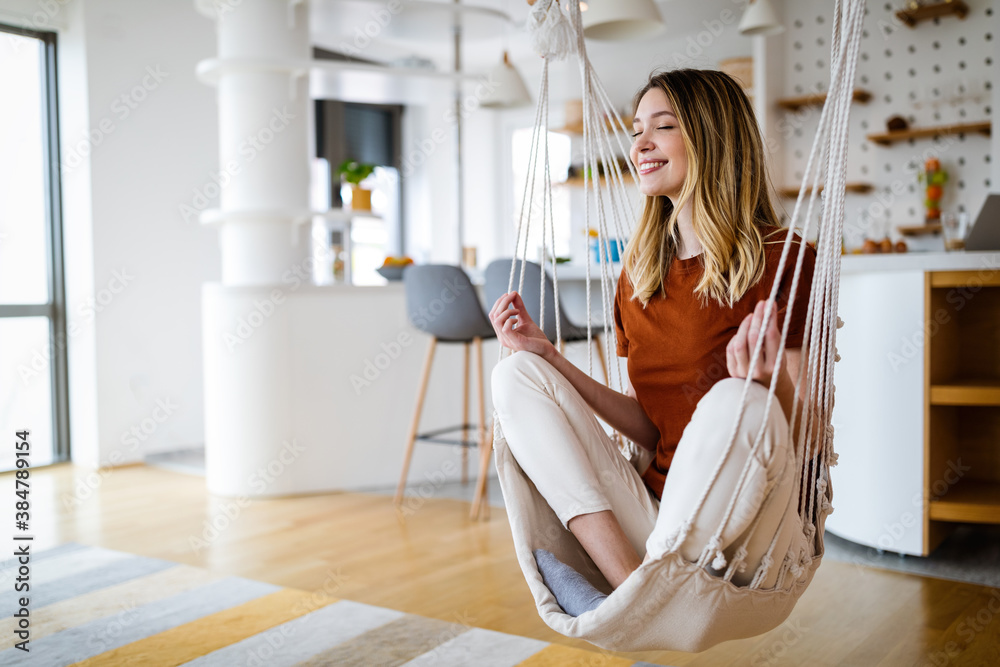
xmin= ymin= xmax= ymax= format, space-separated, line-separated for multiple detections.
xmin=726 ymin=300 xmax=781 ymax=387
xmin=489 ymin=292 xmax=556 ymax=358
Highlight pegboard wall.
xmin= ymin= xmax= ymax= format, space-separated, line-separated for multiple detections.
xmin=778 ymin=0 xmax=998 ymax=248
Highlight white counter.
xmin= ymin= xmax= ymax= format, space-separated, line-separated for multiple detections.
xmin=841 ymin=250 xmax=1000 ymax=273
xmin=827 ymin=251 xmax=1000 ymax=555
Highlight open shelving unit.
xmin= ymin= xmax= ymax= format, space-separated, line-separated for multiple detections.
xmin=867 ymin=120 xmax=991 ymax=146
xmin=923 ymin=270 xmax=1000 ymax=552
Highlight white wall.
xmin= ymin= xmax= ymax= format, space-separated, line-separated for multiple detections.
xmin=0 ymin=0 xmax=222 ymax=467
xmin=774 ymin=0 xmax=999 ymax=249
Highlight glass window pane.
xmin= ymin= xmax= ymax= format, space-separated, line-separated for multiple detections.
xmin=0 ymin=33 xmax=50 ymax=304
xmin=0 ymin=317 xmax=55 ymax=471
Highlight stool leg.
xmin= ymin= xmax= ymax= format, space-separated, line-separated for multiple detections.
xmin=470 ymin=336 xmax=491 ymax=520
xmin=395 ymin=336 xmax=437 ymax=507
xmin=472 ymin=417 xmax=494 ymax=520
xmin=461 ymin=342 xmax=470 ymax=485
xmin=594 ymin=334 xmax=609 ymax=387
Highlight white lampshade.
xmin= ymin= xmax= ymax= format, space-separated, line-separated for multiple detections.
xmin=738 ymin=0 xmax=785 ymax=36
xmin=581 ymin=0 xmax=665 ymax=41
xmin=480 ymin=52 xmax=532 ymax=108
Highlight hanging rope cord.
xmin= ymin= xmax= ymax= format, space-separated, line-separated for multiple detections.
xmin=501 ymin=0 xmax=639 ymax=402
xmin=507 ymin=0 xmax=862 ymax=588
xmin=680 ymin=0 xmax=864 ymax=582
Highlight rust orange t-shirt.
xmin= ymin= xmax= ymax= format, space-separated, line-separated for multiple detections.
xmin=614 ymin=227 xmax=816 ymax=499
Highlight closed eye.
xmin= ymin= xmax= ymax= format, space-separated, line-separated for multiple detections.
xmin=631 ymin=126 xmax=674 ymax=138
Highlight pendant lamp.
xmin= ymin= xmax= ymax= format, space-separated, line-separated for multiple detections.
xmin=581 ymin=0 xmax=665 ymax=41
xmin=738 ymin=0 xmax=785 ymax=36
xmin=481 ymin=51 xmax=532 ymax=108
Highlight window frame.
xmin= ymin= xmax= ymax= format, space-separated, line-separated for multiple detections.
xmin=0 ymin=22 xmax=70 ymax=465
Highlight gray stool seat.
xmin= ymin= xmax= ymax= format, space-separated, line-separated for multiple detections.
xmin=484 ymin=258 xmax=610 ymax=385
xmin=396 ymin=265 xmax=496 ymax=520
xmin=484 ymin=259 xmax=591 ymax=342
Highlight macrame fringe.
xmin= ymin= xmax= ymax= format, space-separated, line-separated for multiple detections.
xmin=527 ymin=0 xmax=576 ymax=60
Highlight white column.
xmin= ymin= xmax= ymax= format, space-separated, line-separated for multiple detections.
xmin=198 ymin=0 xmax=313 ymax=496
xmin=202 ymin=0 xmax=311 ymax=285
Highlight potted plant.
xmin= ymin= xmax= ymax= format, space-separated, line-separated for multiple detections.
xmin=336 ymin=159 xmax=376 ymax=211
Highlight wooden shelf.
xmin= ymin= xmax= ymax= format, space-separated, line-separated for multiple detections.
xmin=776 ymin=89 xmax=872 ymax=111
xmin=557 ymin=173 xmax=634 ymax=187
xmin=931 ymin=379 xmax=1000 ymax=406
xmin=896 ymin=0 xmax=970 ymax=28
xmin=556 ymin=118 xmax=629 ymax=135
xmin=929 ymin=480 xmax=1000 ymax=524
xmin=930 ymin=270 xmax=1000 ymax=288
xmin=867 ymin=120 xmax=990 ymax=146
xmin=778 ymin=182 xmax=874 ymax=198
xmin=897 ymin=223 xmax=942 ymax=236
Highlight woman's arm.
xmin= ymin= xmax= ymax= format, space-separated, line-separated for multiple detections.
xmin=490 ymin=292 xmax=660 ymax=451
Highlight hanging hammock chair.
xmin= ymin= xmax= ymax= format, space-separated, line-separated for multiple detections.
xmin=493 ymin=0 xmax=863 ymax=653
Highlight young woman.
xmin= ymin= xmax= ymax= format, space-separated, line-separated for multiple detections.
xmin=489 ymin=69 xmax=817 ymax=616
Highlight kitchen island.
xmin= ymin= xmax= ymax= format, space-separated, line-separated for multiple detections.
xmin=830 ymin=250 xmax=1000 ymax=556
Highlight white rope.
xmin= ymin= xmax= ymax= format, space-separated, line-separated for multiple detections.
xmin=509 ymin=0 xmax=866 ymax=585
xmin=692 ymin=0 xmax=864 ymax=570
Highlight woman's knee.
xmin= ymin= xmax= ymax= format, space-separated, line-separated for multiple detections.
xmin=491 ymin=351 xmax=551 ymax=407
xmin=696 ymin=377 xmax=780 ymax=430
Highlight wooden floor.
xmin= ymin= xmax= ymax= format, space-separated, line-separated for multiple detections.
xmin=7 ymin=463 xmax=999 ymax=666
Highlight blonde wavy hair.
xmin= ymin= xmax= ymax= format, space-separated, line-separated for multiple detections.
xmin=623 ymin=69 xmax=784 ymax=307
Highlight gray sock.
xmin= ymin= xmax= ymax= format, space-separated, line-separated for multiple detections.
xmin=533 ymin=549 xmax=607 ymax=617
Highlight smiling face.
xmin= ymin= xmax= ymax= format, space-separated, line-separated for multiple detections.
xmin=629 ymin=87 xmax=689 ymax=202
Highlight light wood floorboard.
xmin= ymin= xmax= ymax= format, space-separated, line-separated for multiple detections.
xmin=5 ymin=463 xmax=999 ymax=666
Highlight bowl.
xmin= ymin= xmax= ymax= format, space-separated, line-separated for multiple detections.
xmin=376 ymin=265 xmax=407 ymax=281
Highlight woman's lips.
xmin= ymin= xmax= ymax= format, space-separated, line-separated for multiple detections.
xmin=639 ymin=161 xmax=667 ymax=175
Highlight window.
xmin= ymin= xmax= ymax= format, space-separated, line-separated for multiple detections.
xmin=0 ymin=23 xmax=68 ymax=470
xmin=511 ymin=128 xmax=572 ymax=261
xmin=315 ymin=99 xmax=404 ymax=285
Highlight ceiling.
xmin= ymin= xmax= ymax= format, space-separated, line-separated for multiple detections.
xmin=310 ymin=0 xmax=757 ymax=76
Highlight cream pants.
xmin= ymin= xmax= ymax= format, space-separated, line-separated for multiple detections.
xmin=492 ymin=351 xmax=802 ymax=588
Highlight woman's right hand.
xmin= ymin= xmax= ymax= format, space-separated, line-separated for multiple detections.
xmin=489 ymin=292 xmax=556 ymax=358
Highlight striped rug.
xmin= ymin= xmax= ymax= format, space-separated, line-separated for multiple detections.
xmin=0 ymin=544 xmax=669 ymax=666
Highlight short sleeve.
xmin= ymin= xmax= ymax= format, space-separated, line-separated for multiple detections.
xmin=773 ymin=239 xmax=817 ymax=350
xmin=614 ymin=273 xmax=631 ymax=357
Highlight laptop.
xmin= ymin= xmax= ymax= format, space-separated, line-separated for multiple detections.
xmin=965 ymin=194 xmax=1000 ymax=251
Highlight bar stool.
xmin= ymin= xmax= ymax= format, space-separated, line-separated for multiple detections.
xmin=484 ymin=258 xmax=609 ymax=385
xmin=396 ymin=265 xmax=497 ymax=520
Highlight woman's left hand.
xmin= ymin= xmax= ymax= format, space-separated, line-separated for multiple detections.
xmin=726 ymin=300 xmax=781 ymax=387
